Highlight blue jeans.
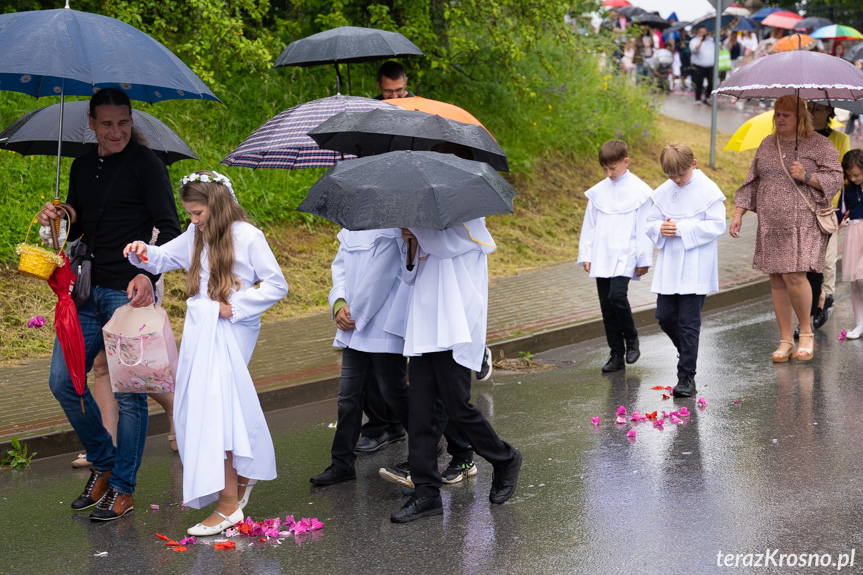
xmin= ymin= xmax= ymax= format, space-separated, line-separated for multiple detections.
xmin=48 ymin=285 xmax=149 ymax=494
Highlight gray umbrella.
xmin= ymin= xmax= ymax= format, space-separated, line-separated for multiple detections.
xmin=632 ymin=13 xmax=671 ymax=30
xmin=795 ymin=17 xmax=833 ymax=31
xmin=274 ymin=26 xmax=423 ymax=94
xmin=846 ymin=43 xmax=863 ymax=63
xmin=0 ymin=100 xmax=197 ymax=165
xmin=297 ymin=150 xmax=516 ymax=231
xmin=307 ymin=108 xmax=508 ymax=171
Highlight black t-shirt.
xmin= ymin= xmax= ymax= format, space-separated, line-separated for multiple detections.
xmin=67 ymin=140 xmax=181 ymax=291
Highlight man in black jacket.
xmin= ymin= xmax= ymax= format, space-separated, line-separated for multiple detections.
xmin=38 ymin=88 xmax=181 ymax=522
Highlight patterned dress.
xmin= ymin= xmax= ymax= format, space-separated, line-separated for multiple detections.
xmin=734 ymin=133 xmax=843 ymax=274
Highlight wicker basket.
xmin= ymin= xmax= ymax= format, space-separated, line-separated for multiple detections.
xmin=16 ymin=208 xmax=69 ymax=281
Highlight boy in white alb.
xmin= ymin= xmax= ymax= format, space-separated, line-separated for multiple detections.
xmin=645 ymin=143 xmax=726 ymax=398
xmin=578 ymin=140 xmax=653 ymax=373
xmin=389 ymin=219 xmax=521 ymax=523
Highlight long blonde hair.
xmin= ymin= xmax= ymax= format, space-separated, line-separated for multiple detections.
xmin=181 ymin=171 xmax=250 ymax=304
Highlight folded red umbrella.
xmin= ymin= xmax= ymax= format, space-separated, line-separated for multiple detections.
xmin=48 ymin=254 xmax=87 ymax=415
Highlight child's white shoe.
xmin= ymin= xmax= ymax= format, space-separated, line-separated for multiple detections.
xmin=846 ymin=325 xmax=863 ymax=339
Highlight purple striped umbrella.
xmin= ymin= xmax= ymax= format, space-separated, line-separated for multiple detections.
xmin=713 ymin=50 xmax=863 ymax=101
xmin=221 ymin=95 xmax=397 ymax=169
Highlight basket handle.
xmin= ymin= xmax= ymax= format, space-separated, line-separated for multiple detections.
xmin=29 ymin=204 xmax=74 ymax=254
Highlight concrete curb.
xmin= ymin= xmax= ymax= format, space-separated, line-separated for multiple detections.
xmin=1 ymin=277 xmax=771 ymax=461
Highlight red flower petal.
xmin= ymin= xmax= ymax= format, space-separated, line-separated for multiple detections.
xmin=155 ymin=533 xmax=170 ymax=541
xmin=166 ymin=540 xmax=179 ymax=546
xmin=662 ymin=394 xmax=671 ymax=400
xmin=173 ymin=546 xmax=187 ymax=552
xmin=651 ymin=386 xmax=666 ymax=390
xmin=214 ymin=541 xmax=237 ymax=550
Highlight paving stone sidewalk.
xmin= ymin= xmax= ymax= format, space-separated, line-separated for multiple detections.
xmin=0 ymin=220 xmax=764 ymax=448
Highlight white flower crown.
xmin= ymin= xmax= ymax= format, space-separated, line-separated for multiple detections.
xmin=180 ymin=171 xmax=237 ymax=202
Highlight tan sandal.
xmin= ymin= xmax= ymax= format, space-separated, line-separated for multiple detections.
xmin=168 ymin=434 xmax=178 ymax=453
xmin=796 ymin=333 xmax=814 ymax=361
xmin=772 ymin=340 xmax=796 ymax=363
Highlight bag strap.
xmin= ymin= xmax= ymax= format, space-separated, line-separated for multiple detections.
xmin=775 ymin=135 xmax=818 ymax=216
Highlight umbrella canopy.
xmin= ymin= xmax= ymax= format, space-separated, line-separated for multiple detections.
xmin=274 ymin=26 xmax=423 ymax=68
xmin=795 ymin=17 xmax=833 ymax=31
xmin=760 ymin=11 xmax=803 ymax=30
xmin=0 ymin=100 xmax=197 ymax=165
xmin=769 ymin=34 xmax=817 ymax=54
xmin=601 ymin=0 xmax=631 ymax=7
xmin=48 ymin=254 xmax=87 ymax=414
xmin=382 ymin=96 xmax=489 ymax=131
xmin=633 ymin=13 xmax=671 ymax=29
xmin=664 ymin=20 xmax=692 ymax=37
xmin=813 ymin=99 xmax=863 ymax=115
xmin=724 ymin=110 xmax=845 ymax=152
xmin=308 ymin=108 xmax=508 ymax=171
xmin=750 ymin=7 xmax=783 ymax=22
xmin=735 ymin=17 xmax=758 ymax=31
xmin=724 ymin=4 xmax=751 ymax=17
xmin=618 ymin=6 xmax=647 ymax=19
xmin=221 ymin=95 xmax=396 ymax=169
xmin=811 ymin=25 xmax=863 ymax=41
xmin=691 ymin=15 xmax=740 ymax=35
xmin=846 ymin=43 xmax=863 ymax=63
xmin=297 ymin=150 xmax=517 ymax=231
xmin=714 ymin=50 xmax=863 ymax=100
xmin=0 ymin=8 xmax=218 ymax=102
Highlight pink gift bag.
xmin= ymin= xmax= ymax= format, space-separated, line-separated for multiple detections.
xmin=102 ymin=304 xmax=179 ymax=393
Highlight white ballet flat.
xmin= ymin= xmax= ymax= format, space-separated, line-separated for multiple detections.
xmin=238 ymin=480 xmax=257 ymax=510
xmin=186 ymin=507 xmax=243 ymax=536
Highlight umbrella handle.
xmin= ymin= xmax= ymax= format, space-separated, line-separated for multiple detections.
xmin=406 ymin=238 xmax=414 ymax=271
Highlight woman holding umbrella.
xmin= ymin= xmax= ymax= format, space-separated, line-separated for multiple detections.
xmin=730 ymin=95 xmax=844 ymax=362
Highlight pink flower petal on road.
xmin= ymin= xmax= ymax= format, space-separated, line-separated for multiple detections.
xmin=592 ymin=416 xmax=600 ymax=425
xmin=309 ymin=518 xmax=323 ymax=530
xmin=671 ymin=415 xmax=683 ymax=424
xmin=839 ymin=330 xmax=847 ymax=341
xmin=678 ymin=407 xmax=690 ymax=417
xmin=616 ymin=405 xmax=627 ymax=415
xmin=697 ymin=397 xmax=708 ymax=406
xmin=654 ymin=419 xmax=664 ymax=427
xmin=626 ymin=429 xmax=636 ymax=437
xmin=180 ymin=536 xmax=197 ymax=546
xmin=149 ymin=504 xmax=159 ymax=511
xmin=615 ymin=415 xmax=627 ymax=424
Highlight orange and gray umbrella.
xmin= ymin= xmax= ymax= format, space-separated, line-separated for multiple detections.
xmin=769 ymin=34 xmax=817 ymax=54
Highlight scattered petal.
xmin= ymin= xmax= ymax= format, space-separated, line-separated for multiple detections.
xmin=733 ymin=400 xmax=739 ymax=404
xmin=645 ymin=411 xmax=657 ymax=420
xmin=678 ymin=407 xmax=690 ymax=417
xmin=173 ymin=546 xmax=187 ymax=552
xmin=650 ymin=385 xmax=666 ymax=390
xmin=839 ymin=330 xmax=848 ymax=341
xmin=662 ymin=394 xmax=671 ymax=400
xmin=27 ymin=315 xmax=46 ymax=328
xmin=671 ymin=415 xmax=683 ymax=424
xmin=654 ymin=419 xmax=664 ymax=427
xmin=615 ymin=415 xmax=627 ymax=424
xmin=697 ymin=397 xmax=708 ymax=406
xmin=150 ymin=504 xmax=160 ymax=511
xmin=669 ymin=410 xmax=678 ymax=417
xmin=179 ymin=536 xmax=197 ymax=546
xmin=309 ymin=518 xmax=323 ymax=530
xmin=166 ymin=540 xmax=179 ymax=547
xmin=155 ymin=533 xmax=170 ymax=541
xmin=616 ymin=405 xmax=627 ymax=415
xmin=626 ymin=429 xmax=636 ymax=437
xmin=214 ymin=541 xmax=236 ymax=550
xmin=225 ymin=528 xmax=238 ymax=538
xmin=591 ymin=416 xmax=600 ymax=425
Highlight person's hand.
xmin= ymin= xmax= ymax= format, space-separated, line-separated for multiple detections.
xmin=790 ymin=160 xmax=807 ymax=182
xmin=635 ymin=266 xmax=649 ymax=277
xmin=401 ymin=228 xmax=418 ymax=263
xmin=335 ymin=305 xmax=356 ymax=331
xmin=219 ymin=302 xmax=233 ymax=319
xmin=582 ymin=262 xmax=591 ymax=273
xmin=37 ymin=201 xmax=62 ymax=226
xmin=841 ymin=211 xmax=850 ymax=227
xmin=660 ymin=218 xmax=677 ymax=237
xmin=400 ymin=228 xmax=416 ymax=242
xmin=730 ymin=214 xmax=743 ymax=238
xmin=126 ymin=274 xmax=154 ymax=307
xmin=123 ymin=241 xmax=149 ymax=262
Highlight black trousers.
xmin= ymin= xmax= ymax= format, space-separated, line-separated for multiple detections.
xmin=806 ymin=272 xmax=823 ymax=317
xmin=655 ymin=294 xmax=706 ymax=379
xmin=596 ymin=276 xmax=638 ymax=356
xmin=331 ymin=349 xmax=408 ymax=469
xmin=408 ymin=351 xmax=516 ymax=498
xmin=361 ymin=374 xmax=404 ymax=439
xmin=693 ymin=65 xmax=713 ymax=102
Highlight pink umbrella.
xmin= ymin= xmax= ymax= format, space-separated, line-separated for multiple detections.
xmin=761 ymin=11 xmax=803 ymax=30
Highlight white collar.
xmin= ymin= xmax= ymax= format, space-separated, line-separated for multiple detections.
xmin=584 ymin=170 xmax=653 ymax=214
xmin=651 ymin=169 xmax=725 ymax=218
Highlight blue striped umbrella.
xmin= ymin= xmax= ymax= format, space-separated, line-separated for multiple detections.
xmin=221 ymin=95 xmax=397 ymax=169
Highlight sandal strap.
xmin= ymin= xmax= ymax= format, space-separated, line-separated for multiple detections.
xmin=779 ymin=339 xmax=795 ymax=345
xmin=213 ymin=510 xmax=230 ymax=521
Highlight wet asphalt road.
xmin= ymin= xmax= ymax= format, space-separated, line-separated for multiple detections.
xmin=3 ymin=288 xmax=863 ymax=575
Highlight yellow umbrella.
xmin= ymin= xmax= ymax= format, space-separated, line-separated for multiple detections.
xmin=724 ymin=110 xmax=844 ymax=152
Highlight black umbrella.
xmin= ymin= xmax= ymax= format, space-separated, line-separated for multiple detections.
xmin=691 ymin=14 xmax=740 ymax=35
xmin=618 ymin=6 xmax=647 ymax=19
xmin=846 ymin=43 xmax=863 ymax=63
xmin=795 ymin=17 xmax=833 ymax=31
xmin=274 ymin=26 xmax=424 ymax=94
xmin=0 ymin=100 xmax=197 ymax=165
xmin=664 ymin=20 xmax=692 ymax=37
xmin=307 ymin=108 xmax=508 ymax=172
xmin=297 ymin=150 xmax=517 ymax=231
xmin=632 ymin=13 xmax=671 ymax=30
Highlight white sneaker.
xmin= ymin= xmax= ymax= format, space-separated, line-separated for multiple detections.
xmin=846 ymin=325 xmax=863 ymax=339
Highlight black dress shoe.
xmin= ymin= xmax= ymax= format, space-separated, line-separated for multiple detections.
xmin=601 ymin=355 xmax=625 ymax=373
xmin=824 ymin=293 xmax=834 ymax=311
xmin=625 ymin=337 xmax=640 ymax=364
xmin=489 ymin=448 xmax=522 ymax=504
xmin=310 ymin=464 xmax=356 ymax=486
xmin=390 ymin=495 xmax=443 ymax=523
xmin=672 ymin=375 xmax=697 ymax=398
xmin=813 ymin=307 xmax=828 ymax=330
xmin=355 ymin=430 xmax=407 ymax=452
